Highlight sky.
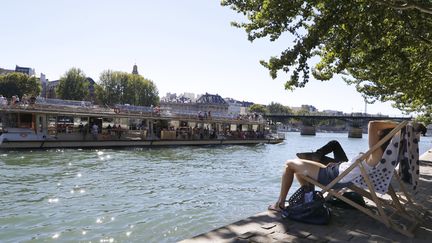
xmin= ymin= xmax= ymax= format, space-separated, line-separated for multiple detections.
xmin=0 ymin=0 xmax=405 ymax=116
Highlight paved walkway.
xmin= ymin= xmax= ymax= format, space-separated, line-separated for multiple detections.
xmin=181 ymin=150 xmax=432 ymax=242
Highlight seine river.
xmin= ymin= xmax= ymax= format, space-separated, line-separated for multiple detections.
xmin=1 ymin=132 xmax=431 ymax=242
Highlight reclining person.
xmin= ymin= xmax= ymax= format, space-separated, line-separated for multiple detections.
xmin=268 ymin=120 xmax=399 ymax=212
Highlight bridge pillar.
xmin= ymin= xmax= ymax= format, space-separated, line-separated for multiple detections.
xmin=348 ymin=127 xmax=363 ymax=138
xmin=300 ymin=125 xmax=316 ymax=136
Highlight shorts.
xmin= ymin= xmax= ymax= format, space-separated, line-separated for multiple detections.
xmin=317 ymin=164 xmax=353 ymax=188
xmin=317 ymin=164 xmax=340 ymax=186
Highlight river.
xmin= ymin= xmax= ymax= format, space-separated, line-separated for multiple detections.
xmin=1 ymin=132 xmax=431 ymax=242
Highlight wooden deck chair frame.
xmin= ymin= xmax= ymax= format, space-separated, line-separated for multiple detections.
xmin=298 ymin=121 xmax=427 ymax=238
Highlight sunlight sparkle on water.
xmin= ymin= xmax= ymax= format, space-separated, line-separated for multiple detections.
xmin=100 ymin=237 xmax=114 ymax=243
xmin=97 ymin=151 xmax=104 ymax=156
xmin=52 ymin=233 xmax=60 ymax=239
xmin=77 ymin=173 xmax=82 ymax=177
xmin=48 ymin=198 xmax=59 ymax=203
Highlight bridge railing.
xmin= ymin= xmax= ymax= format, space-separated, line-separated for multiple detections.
xmin=264 ymin=113 xmax=412 ymax=120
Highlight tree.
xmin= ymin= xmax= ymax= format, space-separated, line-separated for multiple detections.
xmin=221 ymin=0 xmax=432 ymax=113
xmin=0 ymin=72 xmax=40 ymax=98
xmin=267 ymin=102 xmax=292 ymax=114
xmin=128 ymin=74 xmax=159 ymax=106
xmin=56 ymin=68 xmax=89 ymax=100
xmin=249 ymin=104 xmax=268 ymax=114
xmin=96 ymin=70 xmax=159 ymax=106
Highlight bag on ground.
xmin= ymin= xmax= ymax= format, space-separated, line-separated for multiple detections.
xmin=281 ymin=185 xmax=331 ymax=225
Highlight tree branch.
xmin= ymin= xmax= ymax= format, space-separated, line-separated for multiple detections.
xmin=377 ymin=0 xmax=432 ymax=14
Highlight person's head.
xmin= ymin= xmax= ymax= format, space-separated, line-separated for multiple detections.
xmin=414 ymin=123 xmax=427 ymax=136
xmin=378 ymin=128 xmax=394 ymax=152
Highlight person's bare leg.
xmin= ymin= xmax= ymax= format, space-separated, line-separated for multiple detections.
xmin=295 ymin=173 xmax=308 ymax=186
xmin=269 ymin=159 xmax=324 ymax=211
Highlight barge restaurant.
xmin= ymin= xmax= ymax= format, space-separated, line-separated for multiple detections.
xmin=0 ymin=95 xmax=284 ymax=149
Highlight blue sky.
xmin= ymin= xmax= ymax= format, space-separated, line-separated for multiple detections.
xmin=0 ymin=0 xmax=404 ymax=115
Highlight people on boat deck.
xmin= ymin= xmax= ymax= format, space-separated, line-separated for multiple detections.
xmin=268 ymin=120 xmax=400 ymax=212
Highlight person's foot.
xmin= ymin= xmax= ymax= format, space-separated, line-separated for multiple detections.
xmin=268 ymin=203 xmax=285 ymax=212
xmin=296 ymin=152 xmax=322 ymax=162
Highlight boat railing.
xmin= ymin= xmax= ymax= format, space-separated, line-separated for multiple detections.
xmin=36 ymin=97 xmax=93 ymax=107
xmin=114 ymin=104 xmax=154 ymax=114
xmin=1 ymin=98 xmax=267 ymax=124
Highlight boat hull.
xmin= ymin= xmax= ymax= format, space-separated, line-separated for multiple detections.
xmin=0 ymin=138 xmax=284 ymax=149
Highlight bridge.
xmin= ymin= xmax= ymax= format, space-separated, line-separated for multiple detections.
xmin=263 ymin=113 xmax=413 ymax=138
xmin=264 ymin=113 xmax=412 ymax=121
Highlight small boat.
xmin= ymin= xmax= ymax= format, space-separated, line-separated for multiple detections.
xmin=0 ymin=98 xmax=284 ymax=149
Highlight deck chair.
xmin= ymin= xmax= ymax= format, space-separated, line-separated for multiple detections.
xmin=298 ymin=121 xmax=428 ymax=237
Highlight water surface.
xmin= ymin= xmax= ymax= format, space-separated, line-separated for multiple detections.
xmin=1 ymin=133 xmax=431 ymax=242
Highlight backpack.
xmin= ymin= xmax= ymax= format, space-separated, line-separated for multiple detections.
xmin=281 ymin=185 xmax=331 ymax=225
xmin=326 ymin=191 xmax=366 ymax=209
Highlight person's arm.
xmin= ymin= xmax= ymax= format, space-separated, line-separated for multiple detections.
xmin=368 ymin=121 xmax=398 ymax=148
xmin=367 ymin=120 xmax=398 ymax=165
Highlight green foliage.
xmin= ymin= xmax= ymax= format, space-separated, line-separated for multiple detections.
xmin=248 ymin=104 xmax=267 ymax=114
xmin=222 ymin=0 xmax=432 ymax=113
xmin=56 ymin=68 xmax=89 ymax=100
xmin=415 ymin=112 xmax=432 ymax=126
xmin=267 ymin=102 xmax=292 ymax=114
xmin=0 ymin=72 xmax=40 ymax=98
xmin=96 ymin=70 xmax=159 ymax=106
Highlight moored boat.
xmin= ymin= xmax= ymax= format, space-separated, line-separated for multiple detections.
xmin=0 ymin=98 xmax=284 ymax=149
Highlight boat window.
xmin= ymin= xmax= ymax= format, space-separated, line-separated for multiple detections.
xmin=74 ymin=117 xmax=88 ymax=134
xmin=189 ymin=122 xmax=196 ymax=128
xmin=19 ymin=114 xmax=33 ymax=128
xmin=1 ymin=113 xmax=15 ymax=128
xmin=3 ymin=113 xmax=18 ymax=128
xmin=252 ymin=124 xmax=258 ymax=131
xmin=47 ymin=115 xmax=57 ymax=136
xmin=128 ymin=118 xmax=145 ymax=130
xmin=169 ymin=120 xmax=179 ymax=129
xmin=230 ymin=124 xmax=237 ymax=131
xmin=57 ymin=116 xmax=74 ymax=133
xmin=241 ymin=125 xmax=249 ymax=131
xmin=102 ymin=118 xmax=114 ymax=130
xmin=109 ymin=117 xmax=128 ymax=131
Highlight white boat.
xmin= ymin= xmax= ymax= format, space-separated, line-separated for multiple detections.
xmin=0 ymin=98 xmax=284 ymax=149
